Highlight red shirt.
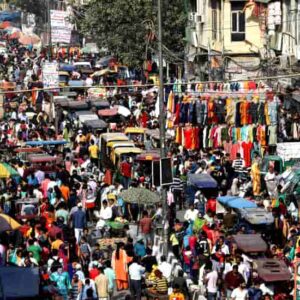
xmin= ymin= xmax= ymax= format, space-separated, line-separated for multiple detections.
xmin=140 ymin=217 xmax=152 ymax=234
xmin=120 ymin=161 xmax=132 ymax=178
xmin=189 ymin=235 xmax=197 ymax=250
xmin=89 ymin=268 xmax=100 ymax=280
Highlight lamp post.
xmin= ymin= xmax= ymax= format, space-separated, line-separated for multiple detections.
xmin=157 ymin=0 xmax=168 ymax=255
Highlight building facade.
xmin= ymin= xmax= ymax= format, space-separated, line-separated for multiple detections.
xmin=185 ymin=0 xmax=300 ymax=83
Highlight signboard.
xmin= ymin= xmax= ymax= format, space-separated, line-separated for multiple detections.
xmin=152 ymin=160 xmax=160 ymax=187
xmin=160 ymin=157 xmax=173 ymax=185
xmin=152 ymin=158 xmax=173 ymax=186
xmin=50 ymin=10 xmax=72 ymax=44
xmin=42 ymin=62 xmax=59 ymax=89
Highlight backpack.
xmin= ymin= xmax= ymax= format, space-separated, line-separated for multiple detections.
xmin=51 ymin=257 xmax=62 ymax=272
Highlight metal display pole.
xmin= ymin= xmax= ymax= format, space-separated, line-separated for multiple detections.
xmin=157 ymin=0 xmax=168 ymax=255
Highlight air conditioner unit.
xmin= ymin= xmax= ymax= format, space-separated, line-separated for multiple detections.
xmin=188 ymin=12 xmax=196 ymax=22
xmin=195 ymin=14 xmax=205 ymax=23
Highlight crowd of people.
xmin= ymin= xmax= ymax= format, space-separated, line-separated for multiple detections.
xmin=0 ymin=34 xmax=298 ymax=300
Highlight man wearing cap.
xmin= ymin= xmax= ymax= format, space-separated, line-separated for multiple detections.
xmin=75 ymin=263 xmax=85 ymax=282
xmin=72 ymin=203 xmax=86 ymax=244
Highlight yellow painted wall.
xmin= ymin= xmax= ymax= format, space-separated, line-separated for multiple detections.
xmin=210 ymin=0 xmax=264 ymax=54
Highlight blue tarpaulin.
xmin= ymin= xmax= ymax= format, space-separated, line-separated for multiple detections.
xmin=188 ymin=173 xmax=218 ymax=189
xmin=0 ymin=11 xmax=21 ymax=23
xmin=217 ymin=196 xmax=257 ymax=209
xmin=26 ymin=140 xmax=67 ymax=146
xmin=0 ymin=267 xmax=39 ymax=298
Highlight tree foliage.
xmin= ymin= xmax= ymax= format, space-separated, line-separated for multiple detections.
xmin=9 ymin=0 xmax=46 ymax=21
xmin=78 ymin=0 xmax=186 ymax=67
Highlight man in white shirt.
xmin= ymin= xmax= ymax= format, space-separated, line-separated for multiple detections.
xmin=212 ymin=237 xmax=230 ymax=255
xmin=129 ymin=257 xmax=145 ymax=300
xmin=158 ymin=255 xmax=172 ymax=282
xmin=96 ymin=200 xmax=112 ymax=229
xmin=231 ymin=282 xmax=248 ymax=300
xmin=204 ymin=265 xmax=218 ymax=300
xmin=236 ymin=256 xmax=250 ymax=284
xmin=184 ymin=204 xmax=199 ymax=222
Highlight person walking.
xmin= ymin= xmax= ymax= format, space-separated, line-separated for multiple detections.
xmin=128 ymin=256 xmax=145 ymax=300
xmin=95 ymin=267 xmax=109 ymax=300
xmin=72 ymin=203 xmax=86 ymax=244
xmin=111 ymin=242 xmax=132 ymax=291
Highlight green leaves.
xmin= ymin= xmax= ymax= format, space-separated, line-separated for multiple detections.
xmin=77 ymin=0 xmax=186 ymax=67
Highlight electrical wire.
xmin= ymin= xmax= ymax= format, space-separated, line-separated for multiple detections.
xmin=0 ymin=72 xmax=299 ymax=95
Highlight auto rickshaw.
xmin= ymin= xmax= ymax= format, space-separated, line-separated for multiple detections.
xmin=113 ymin=147 xmax=143 ymax=167
xmin=23 ymin=154 xmax=63 ymax=178
xmin=134 ymin=150 xmax=161 ymax=180
xmin=15 ymin=198 xmax=40 ymax=220
xmin=83 ymin=119 xmax=108 ymax=133
xmin=124 ymin=127 xmax=146 ymax=147
xmin=14 ymin=147 xmax=44 ymax=162
xmin=107 ymin=140 xmax=135 ymax=162
xmin=59 ymin=71 xmax=70 ymax=87
xmin=99 ymin=133 xmax=129 ymax=167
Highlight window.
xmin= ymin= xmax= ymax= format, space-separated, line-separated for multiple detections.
xmin=231 ymin=2 xmax=245 ymax=41
xmin=212 ymin=10 xmax=217 ymax=40
xmin=211 ymin=0 xmax=218 ymax=40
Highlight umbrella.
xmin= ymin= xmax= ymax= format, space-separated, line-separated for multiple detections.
xmin=0 ymin=21 xmax=11 ymax=29
xmin=0 ymin=214 xmax=21 ymax=232
xmin=18 ymin=34 xmax=40 ymax=45
xmin=0 ymin=163 xmax=19 ymax=178
xmin=117 ymin=105 xmax=131 ymax=117
xmin=119 ymin=187 xmax=160 ymax=204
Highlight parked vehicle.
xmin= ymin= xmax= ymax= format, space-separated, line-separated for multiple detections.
xmin=59 ymin=71 xmax=70 ymax=87
xmin=124 ymin=127 xmax=146 ymax=146
xmin=14 ymin=147 xmax=44 ymax=162
xmin=113 ymin=147 xmax=143 ymax=167
xmin=15 ymin=198 xmax=40 ymax=220
xmin=217 ymin=196 xmax=274 ymax=232
xmin=99 ymin=133 xmax=129 ymax=167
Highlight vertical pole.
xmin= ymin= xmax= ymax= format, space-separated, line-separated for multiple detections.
xmin=47 ymin=0 xmax=52 ymax=60
xmin=158 ymin=0 xmax=168 ymax=255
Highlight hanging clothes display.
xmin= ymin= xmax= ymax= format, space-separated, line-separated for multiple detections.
xmin=166 ymin=82 xmax=283 ymax=164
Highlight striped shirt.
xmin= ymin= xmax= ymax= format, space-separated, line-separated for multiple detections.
xmin=153 ymin=277 xmax=168 ymax=293
xmin=170 ymin=177 xmax=185 ymax=193
xmin=232 ymin=158 xmax=245 ymax=173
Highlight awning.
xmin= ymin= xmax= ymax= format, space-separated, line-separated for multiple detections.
xmin=233 ymin=234 xmax=267 ymax=253
xmin=253 ymin=259 xmax=291 ymax=282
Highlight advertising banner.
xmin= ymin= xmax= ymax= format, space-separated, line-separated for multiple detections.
xmin=42 ymin=62 xmax=59 ymax=89
xmin=50 ymin=10 xmax=72 ymax=44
